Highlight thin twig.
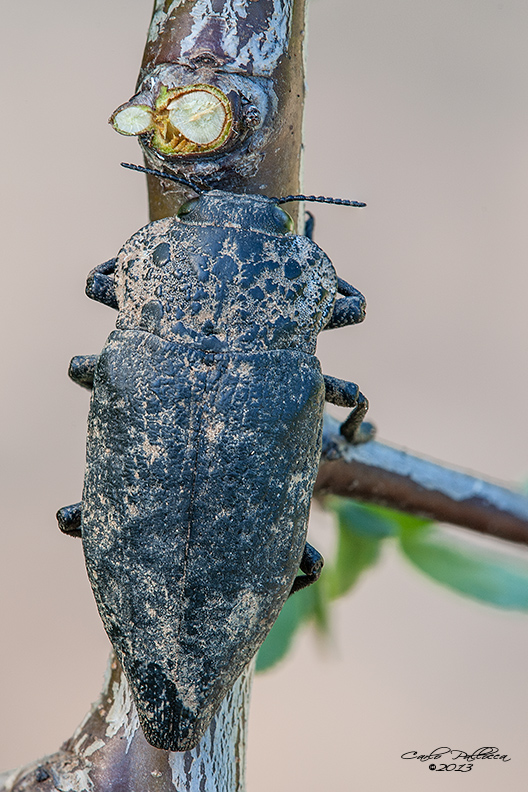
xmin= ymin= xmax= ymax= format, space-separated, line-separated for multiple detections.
xmin=317 ymin=415 xmax=528 ymax=546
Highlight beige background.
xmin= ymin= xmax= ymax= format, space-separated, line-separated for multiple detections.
xmin=1 ymin=0 xmax=528 ymax=789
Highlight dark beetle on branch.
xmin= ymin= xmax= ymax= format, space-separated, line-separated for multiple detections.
xmin=57 ymin=165 xmax=373 ymax=752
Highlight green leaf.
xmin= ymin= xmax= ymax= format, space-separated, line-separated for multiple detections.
xmin=325 ymin=496 xmax=399 ymax=538
xmin=399 ymin=525 xmax=528 ymax=610
xmin=328 ymin=522 xmax=380 ymax=600
xmin=322 ymin=497 xmax=390 ymax=599
xmin=256 ymin=584 xmax=315 ymax=672
xmin=379 ymin=508 xmax=430 ymax=534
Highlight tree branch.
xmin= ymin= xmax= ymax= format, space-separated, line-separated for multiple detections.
xmin=0 ymin=656 xmax=254 ymax=792
xmin=0 ymin=1 xmax=308 ymax=790
xmin=113 ymin=0 xmax=307 ymax=227
xmin=317 ymin=415 xmax=528 ymax=547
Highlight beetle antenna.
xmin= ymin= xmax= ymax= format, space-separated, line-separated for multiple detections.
xmin=271 ymin=194 xmax=366 ymax=208
xmin=121 ymin=162 xmax=206 ymax=194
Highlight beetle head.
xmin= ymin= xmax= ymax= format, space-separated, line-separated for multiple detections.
xmin=120 ymin=162 xmax=365 ymax=234
xmin=178 ymin=192 xmax=295 ymax=235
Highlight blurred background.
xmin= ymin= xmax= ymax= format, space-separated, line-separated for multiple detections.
xmin=1 ymin=1 xmax=528 ymax=789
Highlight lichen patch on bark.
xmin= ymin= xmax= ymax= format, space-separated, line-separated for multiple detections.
xmin=178 ymin=0 xmax=293 ymax=75
xmin=148 ymin=0 xmax=188 ymax=43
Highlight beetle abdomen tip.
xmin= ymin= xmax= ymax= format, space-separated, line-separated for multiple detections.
xmin=130 ymin=661 xmax=204 ymax=751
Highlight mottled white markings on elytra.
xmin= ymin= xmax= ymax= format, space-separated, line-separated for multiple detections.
xmin=225 ymin=590 xmax=260 ymax=639
xmin=83 ymin=740 xmax=105 ymax=758
xmin=142 ymin=435 xmax=162 ymax=462
xmin=179 ymin=0 xmax=293 ymax=75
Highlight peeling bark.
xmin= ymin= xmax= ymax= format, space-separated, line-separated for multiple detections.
xmin=0 ymin=656 xmax=253 ymax=792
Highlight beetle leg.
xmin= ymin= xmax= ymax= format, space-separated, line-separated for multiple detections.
xmin=303 ymin=211 xmax=315 ymax=241
xmin=56 ymin=502 xmax=82 ymax=538
xmin=289 ymin=542 xmax=324 ymax=595
xmin=324 ymin=374 xmax=359 ymax=407
xmin=324 ymin=374 xmax=376 ymax=444
xmin=324 ymin=276 xmax=366 ymax=329
xmin=86 ymin=258 xmax=118 ymax=309
xmin=68 ymin=354 xmax=98 ymax=390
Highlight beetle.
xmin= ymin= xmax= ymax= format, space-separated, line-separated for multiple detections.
xmin=56 ymin=164 xmax=372 ymax=752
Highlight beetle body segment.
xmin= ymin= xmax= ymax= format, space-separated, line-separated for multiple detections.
xmin=113 ymin=193 xmax=336 ymax=355
xmin=81 ymin=193 xmax=339 ymax=750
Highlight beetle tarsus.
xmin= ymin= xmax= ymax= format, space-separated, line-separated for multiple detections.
xmin=69 ymin=355 xmax=98 ymax=390
xmin=350 ymin=420 xmax=377 ymax=444
xmin=56 ymin=502 xmax=82 ymax=538
xmin=339 ymin=393 xmax=375 ymax=444
xmin=86 ymin=258 xmax=118 ymax=309
xmin=290 ymin=542 xmax=324 ymax=595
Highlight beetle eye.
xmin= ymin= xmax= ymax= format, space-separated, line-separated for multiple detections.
xmin=272 ymin=206 xmax=295 ymax=234
xmin=178 ymin=199 xmax=200 ymax=217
